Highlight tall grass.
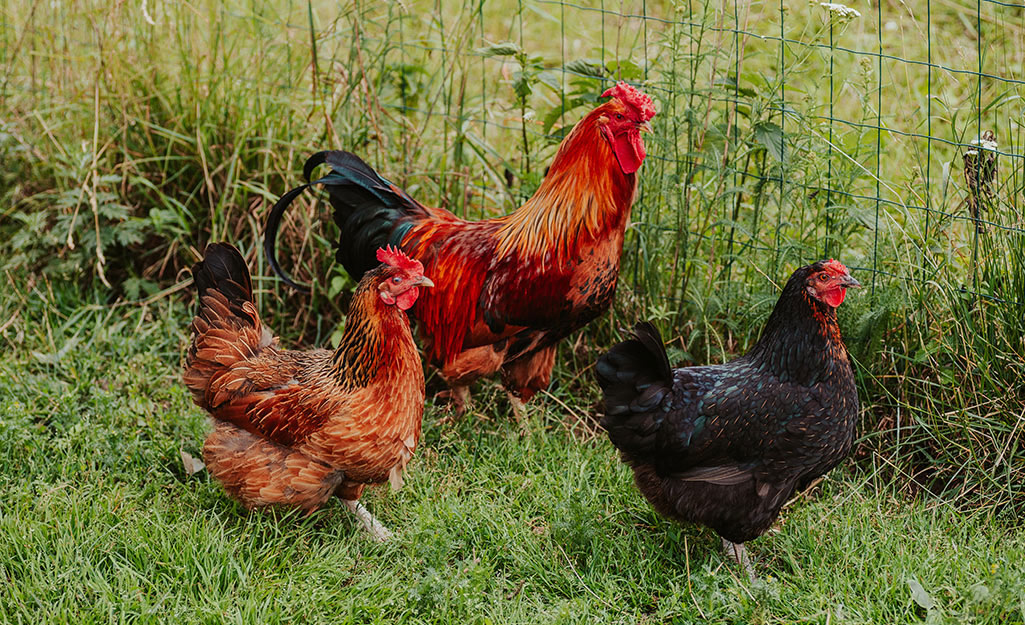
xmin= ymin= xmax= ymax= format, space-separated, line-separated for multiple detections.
xmin=2 ymin=0 xmax=1023 ymax=511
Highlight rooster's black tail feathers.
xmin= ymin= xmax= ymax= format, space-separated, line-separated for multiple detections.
xmin=264 ymin=150 xmax=427 ymax=291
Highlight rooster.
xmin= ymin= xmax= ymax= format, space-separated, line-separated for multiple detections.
xmin=264 ymin=82 xmax=656 ymax=416
xmin=183 ymin=242 xmax=434 ymax=540
xmin=597 ymin=260 xmax=861 ymax=579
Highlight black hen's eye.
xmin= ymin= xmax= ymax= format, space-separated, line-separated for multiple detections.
xmin=819 ymin=273 xmax=830 ymax=282
xmin=616 ymin=113 xmax=624 ymax=120
xmin=392 ymin=276 xmax=402 ymax=284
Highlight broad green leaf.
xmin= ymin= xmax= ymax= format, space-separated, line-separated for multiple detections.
xmin=753 ymin=120 xmax=786 ymax=163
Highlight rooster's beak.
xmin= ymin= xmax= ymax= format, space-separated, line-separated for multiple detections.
xmin=418 ymin=276 xmax=435 ymax=288
xmin=638 ymin=121 xmax=653 ymax=134
xmin=841 ymin=274 xmax=862 ymax=289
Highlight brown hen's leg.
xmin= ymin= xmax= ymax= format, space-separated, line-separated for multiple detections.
xmin=334 ymin=483 xmax=392 ymax=541
xmin=203 ymin=422 xmax=342 ymax=513
xmin=722 ymin=538 xmax=757 ymax=582
xmin=342 ymin=499 xmax=393 ymax=542
xmin=501 ymin=345 xmax=557 ymax=419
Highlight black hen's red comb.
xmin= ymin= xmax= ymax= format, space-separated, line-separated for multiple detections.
xmin=822 ymin=259 xmax=850 ymax=276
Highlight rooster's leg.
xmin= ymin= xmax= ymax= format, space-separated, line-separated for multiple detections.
xmin=507 ymin=392 xmax=527 ymax=422
xmin=435 ymin=385 xmax=472 ymax=422
xmin=722 ymin=538 xmax=756 ymax=582
xmin=448 ymin=385 xmax=472 ymax=415
xmin=343 ymin=499 xmax=393 ymax=542
xmin=500 ymin=345 xmax=556 ymax=421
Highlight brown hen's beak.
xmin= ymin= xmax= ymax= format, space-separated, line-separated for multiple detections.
xmin=841 ymin=274 xmax=862 ymax=289
xmin=638 ymin=121 xmax=653 ymax=134
xmin=418 ymin=276 xmax=435 ymax=288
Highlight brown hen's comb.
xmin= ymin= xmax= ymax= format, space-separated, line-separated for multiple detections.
xmin=377 ymin=245 xmax=424 ymax=275
xmin=822 ymin=259 xmax=850 ymax=275
xmin=601 ymin=81 xmax=657 ymax=121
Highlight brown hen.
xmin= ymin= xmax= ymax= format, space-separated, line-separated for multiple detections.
xmin=183 ymin=242 xmax=433 ymax=540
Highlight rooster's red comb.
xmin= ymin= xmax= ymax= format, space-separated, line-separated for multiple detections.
xmin=376 ymin=245 xmax=423 ymax=275
xmin=822 ymin=259 xmax=850 ymax=275
xmin=601 ymin=81 xmax=656 ymax=121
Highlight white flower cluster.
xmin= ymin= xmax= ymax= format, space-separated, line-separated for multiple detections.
xmin=820 ymin=2 xmax=862 ymax=19
xmin=970 ymin=135 xmax=998 ymax=152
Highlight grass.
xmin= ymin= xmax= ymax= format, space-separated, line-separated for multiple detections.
xmin=2 ymin=281 xmax=1024 ymax=624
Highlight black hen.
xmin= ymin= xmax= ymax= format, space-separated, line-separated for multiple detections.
xmin=597 ymin=259 xmax=861 ymax=578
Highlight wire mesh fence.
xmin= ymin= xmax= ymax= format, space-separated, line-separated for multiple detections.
xmin=282 ymin=0 xmax=1025 ymax=505
xmin=293 ymin=0 xmax=1025 ymax=318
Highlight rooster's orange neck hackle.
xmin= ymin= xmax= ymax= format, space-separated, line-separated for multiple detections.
xmin=497 ymin=82 xmax=657 ymax=265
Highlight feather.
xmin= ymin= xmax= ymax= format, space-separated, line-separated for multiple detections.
xmin=673 ymin=465 xmax=752 ymax=485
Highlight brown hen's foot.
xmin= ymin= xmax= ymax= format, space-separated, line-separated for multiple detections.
xmin=343 ymin=499 xmax=393 ymax=542
xmin=722 ymin=538 xmax=756 ymax=582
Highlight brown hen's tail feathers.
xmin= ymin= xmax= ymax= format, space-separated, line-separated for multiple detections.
xmin=191 ymin=242 xmax=255 ymax=310
xmin=184 ymin=243 xmax=272 ymax=407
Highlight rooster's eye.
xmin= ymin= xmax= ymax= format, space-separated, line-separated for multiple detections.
xmin=616 ymin=114 xmax=624 ymax=120
xmin=392 ymin=276 xmax=402 ymax=284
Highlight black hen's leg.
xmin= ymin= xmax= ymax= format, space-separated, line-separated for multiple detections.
xmin=722 ymin=538 xmax=757 ymax=582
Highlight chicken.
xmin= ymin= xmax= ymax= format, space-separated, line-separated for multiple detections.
xmin=183 ymin=242 xmax=434 ymax=540
xmin=264 ymin=82 xmax=656 ymax=416
xmin=596 ymin=259 xmax=861 ymax=579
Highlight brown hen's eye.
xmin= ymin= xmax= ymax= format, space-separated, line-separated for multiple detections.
xmin=392 ymin=276 xmax=402 ymax=284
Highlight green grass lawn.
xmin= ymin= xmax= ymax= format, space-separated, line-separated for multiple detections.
xmin=2 ymin=285 xmax=1022 ymax=625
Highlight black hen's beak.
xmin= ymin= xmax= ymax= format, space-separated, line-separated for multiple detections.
xmin=841 ymin=274 xmax=862 ymax=289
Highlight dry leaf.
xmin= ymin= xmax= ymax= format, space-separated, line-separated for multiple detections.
xmin=181 ymin=449 xmax=206 ymax=476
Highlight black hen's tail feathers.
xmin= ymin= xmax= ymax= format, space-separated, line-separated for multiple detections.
xmin=596 ymin=322 xmax=674 ymax=454
xmin=263 ymin=150 xmax=428 ymax=291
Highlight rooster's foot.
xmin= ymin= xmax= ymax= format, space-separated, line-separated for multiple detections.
xmin=436 ymin=386 xmax=472 ymax=422
xmin=507 ymin=392 xmax=528 ymax=424
xmin=343 ymin=499 xmax=393 ymax=542
xmin=722 ymin=538 xmax=756 ymax=582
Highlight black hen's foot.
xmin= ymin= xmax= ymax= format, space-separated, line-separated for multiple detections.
xmin=722 ymin=538 xmax=757 ymax=582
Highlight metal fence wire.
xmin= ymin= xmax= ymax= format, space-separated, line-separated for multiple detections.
xmin=305 ymin=1 xmax=1024 ymax=340
xmin=359 ymin=0 xmax=1023 ymax=502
